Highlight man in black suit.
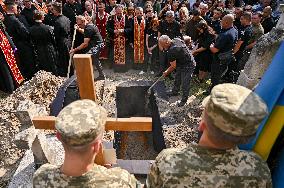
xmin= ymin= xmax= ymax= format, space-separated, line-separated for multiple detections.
xmin=43 ymin=0 xmax=56 ymax=27
xmin=30 ymin=10 xmax=58 ymax=75
xmin=52 ymin=2 xmax=71 ymax=77
xmin=20 ymin=0 xmax=37 ymax=27
xmin=261 ymin=6 xmax=275 ymax=33
xmin=63 ymin=0 xmax=83 ymax=49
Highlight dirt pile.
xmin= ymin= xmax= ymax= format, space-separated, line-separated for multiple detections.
xmin=0 ymin=71 xmax=65 ymax=187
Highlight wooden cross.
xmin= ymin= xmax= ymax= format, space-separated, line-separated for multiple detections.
xmin=33 ymin=54 xmax=152 ymax=166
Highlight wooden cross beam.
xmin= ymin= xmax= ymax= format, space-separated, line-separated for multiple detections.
xmin=32 ymin=116 xmax=152 ymax=131
xmin=73 ymin=54 xmax=96 ymax=101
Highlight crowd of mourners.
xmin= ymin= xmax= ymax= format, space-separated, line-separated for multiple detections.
xmin=0 ymin=0 xmax=281 ymax=93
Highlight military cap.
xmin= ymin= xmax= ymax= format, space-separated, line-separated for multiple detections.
xmin=55 ymin=99 xmax=107 ymax=146
xmin=202 ymin=83 xmax=268 ymax=137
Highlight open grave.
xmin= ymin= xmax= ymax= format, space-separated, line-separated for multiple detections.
xmin=114 ymin=80 xmax=167 ymax=160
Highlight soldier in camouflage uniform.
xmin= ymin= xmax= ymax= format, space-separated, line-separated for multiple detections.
xmin=147 ymin=83 xmax=272 ymax=188
xmin=33 ymin=99 xmax=140 ymax=188
xmin=237 ymin=12 xmax=265 ymax=71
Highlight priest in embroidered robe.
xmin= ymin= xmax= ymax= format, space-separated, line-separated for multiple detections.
xmin=95 ymin=2 xmax=109 ymax=60
xmin=4 ymin=0 xmax=37 ymax=79
xmin=106 ymin=4 xmax=132 ymax=72
xmin=130 ymin=7 xmax=146 ymax=74
xmin=0 ymin=21 xmax=24 ymax=93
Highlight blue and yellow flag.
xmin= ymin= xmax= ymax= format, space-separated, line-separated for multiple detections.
xmin=239 ymin=42 xmax=284 ymax=160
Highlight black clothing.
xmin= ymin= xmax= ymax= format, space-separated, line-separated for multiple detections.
xmin=0 ymin=27 xmax=15 ymax=93
xmin=0 ymin=21 xmax=18 ymax=93
xmin=44 ymin=12 xmax=56 ymax=27
xmin=4 ymin=14 xmax=37 ymax=79
xmin=105 ymin=4 xmax=115 ymax=14
xmin=0 ymin=55 xmax=15 ymax=93
xmin=63 ymin=2 xmax=82 ymax=29
xmin=18 ymin=14 xmax=30 ymax=29
xmin=158 ymin=20 xmax=182 ymax=73
xmin=145 ymin=29 xmax=159 ymax=72
xmin=83 ymin=24 xmax=103 ymax=53
xmin=185 ymin=17 xmax=204 ymax=42
xmin=211 ymin=27 xmax=238 ymax=88
xmin=147 ymin=28 xmax=159 ymax=47
xmin=262 ymin=17 xmax=275 ymax=34
xmin=167 ymin=38 xmax=195 ymax=103
xmin=238 ymin=25 xmax=253 ymax=53
xmin=172 ymin=66 xmax=194 ymax=103
xmin=30 ymin=22 xmax=58 ymax=75
xmin=83 ymin=24 xmax=105 ymax=78
xmin=234 ymin=0 xmax=242 ymax=7
xmin=53 ymin=15 xmax=71 ymax=77
xmin=62 ymin=2 xmax=83 ymax=49
xmin=195 ymin=33 xmax=215 ymax=72
xmin=158 ymin=50 xmax=168 ymax=73
xmin=145 ymin=16 xmax=153 ymax=33
xmin=234 ymin=17 xmax=242 ymax=31
xmin=210 ymin=57 xmax=231 ymax=86
xmin=232 ymin=25 xmax=253 ymax=82
xmin=158 ymin=20 xmax=182 ymax=39
xmin=214 ymin=27 xmax=238 ymax=54
xmin=209 ymin=19 xmax=221 ymax=34
xmin=202 ymin=14 xmax=211 ymax=24
xmin=168 ymin=38 xmax=194 ymax=69
xmin=21 ymin=5 xmax=37 ymax=27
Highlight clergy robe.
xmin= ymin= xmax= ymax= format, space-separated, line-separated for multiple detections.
xmin=106 ymin=15 xmax=132 ymax=72
xmin=95 ymin=11 xmax=109 ymax=59
xmin=53 ymin=15 xmax=71 ymax=77
xmin=30 ymin=22 xmax=58 ymax=75
xmin=4 ymin=14 xmax=37 ymax=79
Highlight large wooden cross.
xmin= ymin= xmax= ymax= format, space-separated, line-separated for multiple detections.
xmin=32 ymin=54 xmax=152 ymax=166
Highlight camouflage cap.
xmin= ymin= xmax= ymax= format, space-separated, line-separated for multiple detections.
xmin=202 ymin=83 xmax=268 ymax=137
xmin=55 ymin=99 xmax=107 ymax=146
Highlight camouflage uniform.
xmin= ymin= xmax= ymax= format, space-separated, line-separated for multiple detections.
xmin=147 ymin=84 xmax=272 ymax=188
xmin=33 ymin=163 xmax=138 ymax=188
xmin=33 ymin=100 xmax=140 ymax=188
xmin=147 ymin=144 xmax=272 ymax=187
xmin=250 ymin=24 xmax=264 ymax=44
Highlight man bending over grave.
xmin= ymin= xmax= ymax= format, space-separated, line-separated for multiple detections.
xmin=146 ymin=83 xmax=272 ymax=187
xmin=69 ymin=15 xmax=105 ymax=80
xmin=33 ymin=100 xmax=140 ymax=187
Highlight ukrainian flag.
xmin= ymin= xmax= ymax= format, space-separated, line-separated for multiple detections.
xmin=239 ymin=42 xmax=284 ymax=187
xmin=239 ymin=42 xmax=284 ymax=159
